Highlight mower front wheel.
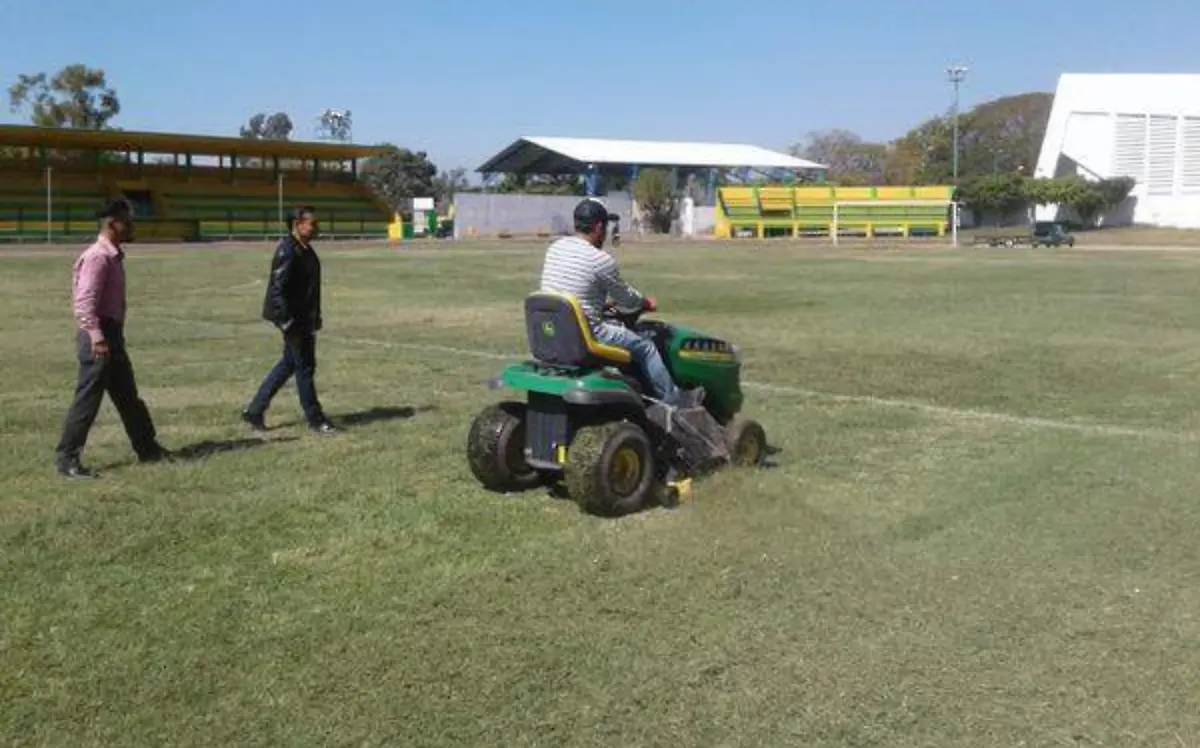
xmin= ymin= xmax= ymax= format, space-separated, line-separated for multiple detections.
xmin=467 ymin=402 xmax=542 ymax=493
xmin=725 ymin=417 xmax=768 ymax=467
xmin=566 ymin=421 xmax=656 ymax=516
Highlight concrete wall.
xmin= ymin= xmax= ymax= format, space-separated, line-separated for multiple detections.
xmin=453 ymin=193 xmax=633 ymax=238
xmin=1034 ymin=73 xmax=1200 ymax=228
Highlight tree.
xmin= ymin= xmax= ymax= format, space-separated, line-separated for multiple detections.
xmin=433 ymin=167 xmax=470 ymax=206
xmin=1068 ymin=183 xmax=1107 ymax=226
xmin=1024 ymin=177 xmax=1076 ymax=208
xmin=8 ymin=64 xmax=119 ymax=129
xmin=792 ymin=129 xmax=889 ymax=185
xmin=633 ymin=168 xmax=676 ymax=233
xmin=955 ymin=92 xmax=1053 ymax=178
xmin=886 ymin=116 xmax=956 ymax=184
xmin=1094 ymin=176 xmax=1136 ymax=210
xmin=492 ymin=173 xmax=581 ymax=195
xmin=886 ymin=92 xmax=1053 ymax=185
xmin=240 ymin=112 xmax=294 ymax=141
xmin=360 ymin=144 xmax=438 ymax=210
xmin=958 ymin=173 xmax=1029 ymax=225
xmin=1022 ymin=176 xmax=1137 ymax=228
xmin=237 ymin=112 xmax=294 ymax=168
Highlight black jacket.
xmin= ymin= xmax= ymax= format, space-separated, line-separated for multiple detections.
xmin=261 ymin=234 xmax=322 ymax=331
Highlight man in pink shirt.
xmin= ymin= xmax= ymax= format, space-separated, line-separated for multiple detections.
xmin=53 ymin=200 xmax=170 ymax=479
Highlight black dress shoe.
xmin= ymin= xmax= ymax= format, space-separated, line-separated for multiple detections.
xmin=241 ymin=409 xmax=267 ymax=432
xmin=138 ymin=446 xmax=174 ymax=464
xmin=309 ymin=420 xmax=338 ymax=435
xmin=56 ymin=461 xmax=98 ymax=480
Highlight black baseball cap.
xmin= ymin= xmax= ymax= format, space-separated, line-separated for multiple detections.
xmin=573 ymin=198 xmax=611 ymax=232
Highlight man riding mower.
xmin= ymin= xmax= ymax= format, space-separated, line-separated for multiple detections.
xmin=466 ymin=198 xmax=768 ymax=516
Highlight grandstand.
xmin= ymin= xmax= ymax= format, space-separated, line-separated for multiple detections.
xmin=0 ymin=125 xmax=392 ymax=242
xmin=715 ymin=185 xmax=957 ymax=239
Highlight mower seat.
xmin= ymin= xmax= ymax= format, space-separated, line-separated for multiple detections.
xmin=524 ymin=291 xmax=632 ymax=369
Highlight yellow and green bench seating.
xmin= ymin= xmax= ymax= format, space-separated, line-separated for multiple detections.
xmin=161 ymin=183 xmax=389 ymax=239
xmin=0 ymin=174 xmax=108 ymax=241
xmin=715 ymin=185 xmax=954 ymax=239
xmin=0 ymin=164 xmax=391 ymax=242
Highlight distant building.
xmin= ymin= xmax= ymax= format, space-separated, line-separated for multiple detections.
xmin=1034 ymin=73 xmax=1200 ymax=228
xmin=476 ymin=136 xmax=827 ymax=199
xmin=460 ymin=136 xmax=827 ymax=238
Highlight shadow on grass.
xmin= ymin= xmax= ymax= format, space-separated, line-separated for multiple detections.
xmin=172 ymin=437 xmax=296 ymax=460
xmin=98 ymin=437 xmax=296 ymax=470
xmin=274 ymin=405 xmax=435 ymax=430
xmin=336 ymin=405 xmax=435 ymax=427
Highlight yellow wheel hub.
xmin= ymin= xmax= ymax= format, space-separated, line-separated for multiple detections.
xmin=610 ymin=446 xmax=643 ymax=495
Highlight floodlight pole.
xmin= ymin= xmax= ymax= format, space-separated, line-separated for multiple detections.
xmin=277 ymin=172 xmax=284 ymax=237
xmin=947 ymin=65 xmax=968 ymax=184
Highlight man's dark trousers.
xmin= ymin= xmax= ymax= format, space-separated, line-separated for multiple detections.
xmin=246 ymin=325 xmax=323 ymax=424
xmin=55 ymin=320 xmax=159 ymax=465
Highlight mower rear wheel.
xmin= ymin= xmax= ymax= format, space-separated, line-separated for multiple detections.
xmin=467 ymin=402 xmax=542 ymax=492
xmin=724 ymin=417 xmax=767 ymax=467
xmin=566 ymin=421 xmax=656 ymax=516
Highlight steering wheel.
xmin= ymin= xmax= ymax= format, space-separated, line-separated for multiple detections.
xmin=602 ymin=298 xmax=655 ymax=328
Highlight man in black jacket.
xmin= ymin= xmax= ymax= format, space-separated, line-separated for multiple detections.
xmin=242 ymin=206 xmax=336 ymax=434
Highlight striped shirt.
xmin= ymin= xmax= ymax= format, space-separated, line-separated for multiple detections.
xmin=539 ymin=235 xmax=644 ymax=331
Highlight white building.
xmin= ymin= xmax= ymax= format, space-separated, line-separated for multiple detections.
xmin=1034 ymin=73 xmax=1200 ymax=228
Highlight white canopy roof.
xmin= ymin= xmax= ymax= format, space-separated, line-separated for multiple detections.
xmin=477 ymin=136 xmax=826 ymax=174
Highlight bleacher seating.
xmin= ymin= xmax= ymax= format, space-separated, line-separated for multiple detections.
xmin=715 ymin=184 xmax=956 ymax=239
xmin=0 ymin=168 xmax=109 ymax=242
xmin=160 ymin=175 xmax=390 ymax=240
xmin=0 ymin=155 xmax=392 ymax=243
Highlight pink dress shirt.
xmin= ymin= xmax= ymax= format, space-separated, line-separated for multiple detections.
xmin=72 ymin=236 xmax=126 ymax=344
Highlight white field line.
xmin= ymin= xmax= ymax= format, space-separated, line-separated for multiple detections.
xmin=159 ymin=318 xmax=1190 ymax=442
xmin=343 ymin=337 xmax=1189 ymax=441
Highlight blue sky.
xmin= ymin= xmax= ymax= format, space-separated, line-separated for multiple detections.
xmin=2 ymin=0 xmax=1197 ymax=172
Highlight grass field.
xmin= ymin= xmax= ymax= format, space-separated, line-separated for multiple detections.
xmin=3 ymin=239 xmax=1200 ymax=747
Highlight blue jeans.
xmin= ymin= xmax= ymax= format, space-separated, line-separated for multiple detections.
xmin=595 ymin=323 xmax=681 ymax=404
xmin=247 ymin=328 xmax=324 ymax=424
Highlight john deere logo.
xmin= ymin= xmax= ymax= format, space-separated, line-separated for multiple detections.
xmin=542 ymin=320 xmax=556 ymax=337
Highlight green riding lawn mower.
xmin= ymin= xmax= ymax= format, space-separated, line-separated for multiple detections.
xmin=466 ymin=291 xmax=769 ymax=516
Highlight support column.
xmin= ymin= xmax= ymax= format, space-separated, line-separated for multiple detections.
xmin=628 ymin=165 xmax=641 ymax=233
xmin=584 ymin=163 xmax=599 ymax=196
